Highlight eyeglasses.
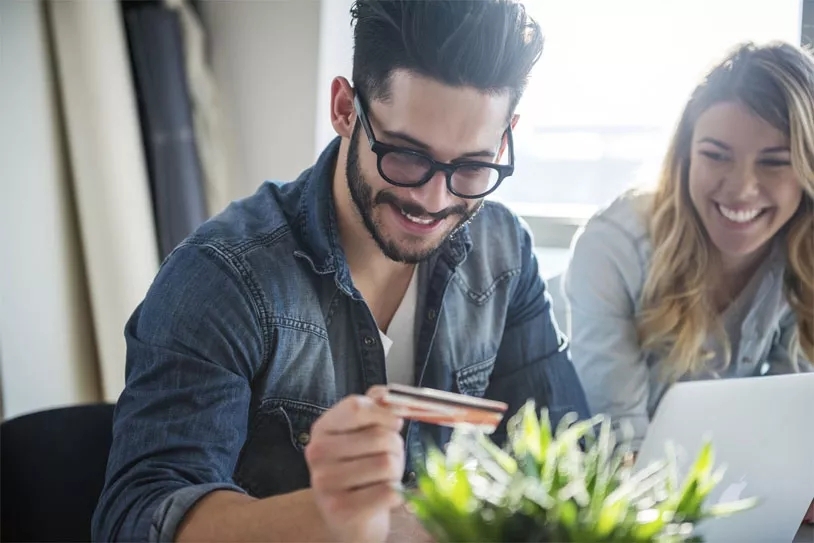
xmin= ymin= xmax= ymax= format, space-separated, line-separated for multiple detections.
xmin=353 ymin=93 xmax=515 ymax=199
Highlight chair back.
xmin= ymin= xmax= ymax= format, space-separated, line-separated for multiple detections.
xmin=1 ymin=403 xmax=115 ymax=542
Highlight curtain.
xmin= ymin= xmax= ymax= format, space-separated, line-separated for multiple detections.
xmin=1 ymin=0 xmax=233 ymax=418
xmin=122 ymin=1 xmax=209 ymax=260
xmin=166 ymin=0 xmax=237 ymax=218
xmin=47 ymin=0 xmax=160 ymax=403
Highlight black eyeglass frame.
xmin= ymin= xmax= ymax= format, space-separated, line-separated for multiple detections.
xmin=352 ymin=93 xmax=515 ymax=199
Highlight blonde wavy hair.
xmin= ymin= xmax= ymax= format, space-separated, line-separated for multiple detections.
xmin=637 ymin=41 xmax=814 ymax=381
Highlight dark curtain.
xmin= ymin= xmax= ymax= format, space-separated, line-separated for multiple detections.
xmin=122 ymin=1 xmax=208 ymax=260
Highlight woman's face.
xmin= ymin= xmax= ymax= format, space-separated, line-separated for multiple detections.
xmin=688 ymin=101 xmax=803 ymax=269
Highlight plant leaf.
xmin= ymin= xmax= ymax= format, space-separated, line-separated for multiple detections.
xmin=408 ymin=404 xmax=754 ymax=543
xmin=705 ymin=496 xmax=759 ymax=518
xmin=595 ymin=497 xmax=626 ymax=538
xmin=519 ymin=400 xmax=543 ymax=463
xmin=538 ymin=406 xmax=553 ymax=457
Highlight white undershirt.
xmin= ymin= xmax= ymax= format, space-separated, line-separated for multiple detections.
xmin=378 ymin=266 xmax=419 ymax=386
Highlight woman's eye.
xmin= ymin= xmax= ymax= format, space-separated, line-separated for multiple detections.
xmin=759 ymin=158 xmax=791 ymax=167
xmin=699 ymin=150 xmax=727 ymax=161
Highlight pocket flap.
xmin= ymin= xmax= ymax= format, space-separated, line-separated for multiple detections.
xmin=455 ymin=355 xmax=496 ymax=397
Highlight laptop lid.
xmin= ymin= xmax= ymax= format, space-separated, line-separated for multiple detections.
xmin=635 ymin=372 xmax=814 ymax=542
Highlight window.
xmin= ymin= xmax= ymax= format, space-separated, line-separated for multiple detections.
xmin=492 ymin=0 xmax=803 ymax=273
xmin=804 ymin=0 xmax=814 ymax=46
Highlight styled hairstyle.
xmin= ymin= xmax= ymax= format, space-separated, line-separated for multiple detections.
xmin=349 ymin=0 xmax=543 ymax=112
xmin=638 ymin=41 xmax=814 ymax=381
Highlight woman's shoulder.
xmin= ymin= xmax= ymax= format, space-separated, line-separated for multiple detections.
xmin=588 ymin=190 xmax=652 ymax=240
xmin=567 ymin=190 xmax=655 ymax=304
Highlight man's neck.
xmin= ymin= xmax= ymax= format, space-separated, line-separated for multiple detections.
xmin=332 ymin=150 xmax=415 ymax=330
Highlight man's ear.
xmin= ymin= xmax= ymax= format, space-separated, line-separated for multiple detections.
xmin=497 ymin=114 xmax=520 ymax=161
xmin=330 ymin=76 xmax=356 ymax=138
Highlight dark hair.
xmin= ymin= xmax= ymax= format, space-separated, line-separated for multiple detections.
xmin=350 ymin=0 xmax=543 ymax=112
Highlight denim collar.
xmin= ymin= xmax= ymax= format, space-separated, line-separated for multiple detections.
xmin=292 ymin=137 xmax=473 ymax=297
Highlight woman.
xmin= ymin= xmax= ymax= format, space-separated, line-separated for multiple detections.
xmin=563 ymin=41 xmax=813 ymax=522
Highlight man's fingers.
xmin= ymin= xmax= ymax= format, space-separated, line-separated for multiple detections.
xmin=310 ymin=451 xmax=405 ymax=492
xmin=366 ymin=385 xmax=388 ymax=402
xmin=312 ymin=395 xmax=402 ymax=435
xmin=319 ymin=482 xmax=404 ymax=523
xmin=306 ymin=425 xmax=404 ymax=463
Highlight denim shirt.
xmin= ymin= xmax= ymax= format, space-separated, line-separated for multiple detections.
xmin=92 ymin=138 xmax=590 ymax=542
xmin=563 ymin=192 xmax=812 ymax=451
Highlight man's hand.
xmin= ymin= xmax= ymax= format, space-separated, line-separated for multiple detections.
xmin=305 ymin=386 xmax=406 ymax=543
xmin=803 ymin=499 xmax=814 ymax=525
xmin=387 ymin=505 xmax=435 ymax=543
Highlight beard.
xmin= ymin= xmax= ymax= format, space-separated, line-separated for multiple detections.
xmin=345 ymin=125 xmax=481 ymax=263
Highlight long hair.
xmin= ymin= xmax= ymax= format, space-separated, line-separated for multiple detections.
xmin=637 ymin=41 xmax=814 ymax=381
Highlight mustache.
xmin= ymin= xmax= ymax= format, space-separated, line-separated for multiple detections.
xmin=375 ymin=191 xmax=468 ymax=220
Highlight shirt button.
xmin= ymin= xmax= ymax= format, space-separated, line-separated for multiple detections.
xmin=427 ymin=309 xmax=437 ymax=321
xmin=364 ymin=336 xmax=376 ymax=346
xmin=296 ymin=432 xmax=311 ymax=446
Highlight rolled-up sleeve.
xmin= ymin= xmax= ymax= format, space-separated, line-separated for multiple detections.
xmin=148 ymin=483 xmax=244 ymax=542
xmin=563 ymin=216 xmax=650 ymax=450
xmin=92 ymin=243 xmax=264 ymax=542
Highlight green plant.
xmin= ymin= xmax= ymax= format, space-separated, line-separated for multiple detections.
xmin=406 ymin=401 xmax=757 ymax=542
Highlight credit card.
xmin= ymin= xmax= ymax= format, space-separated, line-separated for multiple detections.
xmin=378 ymin=383 xmax=508 ymax=433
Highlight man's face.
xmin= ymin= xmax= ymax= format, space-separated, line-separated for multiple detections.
xmin=346 ymin=70 xmax=512 ymax=263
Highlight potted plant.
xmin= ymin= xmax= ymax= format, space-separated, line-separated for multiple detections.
xmin=405 ymin=401 xmax=756 ymax=542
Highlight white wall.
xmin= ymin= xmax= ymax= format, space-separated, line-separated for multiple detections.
xmin=0 ymin=0 xmax=101 ymax=419
xmin=314 ymin=0 xmax=354 ymax=157
xmin=201 ymin=0 xmax=322 ymax=197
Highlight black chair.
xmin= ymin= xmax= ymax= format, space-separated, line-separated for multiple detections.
xmin=1 ymin=403 xmax=115 ymax=542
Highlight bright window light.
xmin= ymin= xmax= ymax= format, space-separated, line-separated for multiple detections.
xmin=490 ymin=0 xmax=803 ymax=217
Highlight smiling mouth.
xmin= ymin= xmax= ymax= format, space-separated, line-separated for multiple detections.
xmin=716 ymin=203 xmax=767 ymax=224
xmin=399 ymin=208 xmax=439 ymax=225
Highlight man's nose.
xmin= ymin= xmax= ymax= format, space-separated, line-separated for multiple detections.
xmin=411 ymin=171 xmax=456 ymax=214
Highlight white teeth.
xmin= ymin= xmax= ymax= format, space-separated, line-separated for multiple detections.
xmin=400 ymin=209 xmax=435 ymax=225
xmin=718 ymin=204 xmax=762 ymax=223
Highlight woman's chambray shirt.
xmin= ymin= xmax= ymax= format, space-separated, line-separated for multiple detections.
xmin=564 ymin=192 xmax=811 ymax=451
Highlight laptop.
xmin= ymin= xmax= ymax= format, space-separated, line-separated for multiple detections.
xmin=634 ymin=372 xmax=814 ymax=543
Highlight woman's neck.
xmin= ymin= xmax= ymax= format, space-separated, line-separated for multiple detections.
xmin=712 ymin=244 xmax=772 ymax=312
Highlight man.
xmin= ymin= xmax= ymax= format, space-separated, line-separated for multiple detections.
xmin=92 ymin=1 xmax=590 ymax=541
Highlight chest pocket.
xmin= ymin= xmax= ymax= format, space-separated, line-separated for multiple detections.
xmin=455 ymin=355 xmax=496 ymax=397
xmin=233 ymin=400 xmax=324 ymax=498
